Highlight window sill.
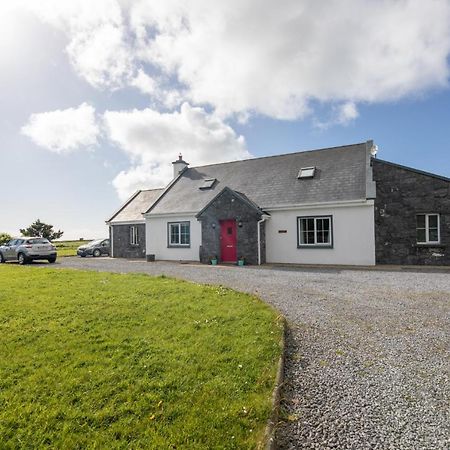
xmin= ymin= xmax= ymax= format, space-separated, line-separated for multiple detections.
xmin=297 ymin=245 xmax=333 ymax=249
xmin=168 ymin=245 xmax=191 ymax=249
xmin=414 ymin=243 xmax=445 ymax=248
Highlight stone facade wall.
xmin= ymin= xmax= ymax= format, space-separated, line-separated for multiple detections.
xmin=372 ymin=159 xmax=450 ymax=265
xmin=197 ymin=189 xmax=264 ymax=265
xmin=111 ymin=223 xmax=146 ymax=258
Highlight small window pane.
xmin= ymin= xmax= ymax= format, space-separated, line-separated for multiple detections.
xmin=199 ymin=178 xmax=216 ymax=190
xmin=300 ymin=230 xmax=308 ymax=244
xmin=429 ymin=229 xmax=439 ymax=242
xmin=298 ymin=167 xmax=316 ymax=178
xmin=416 ymin=214 xmax=425 ymax=228
xmin=417 ymin=228 xmax=426 ymax=243
xmin=315 ymin=218 xmax=330 ymax=244
xmin=428 ymin=215 xmax=438 ymax=228
xmin=170 ymin=225 xmax=179 ymax=244
xmin=180 ymin=223 xmax=190 ymax=245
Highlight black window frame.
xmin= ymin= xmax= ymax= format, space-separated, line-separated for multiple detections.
xmin=167 ymin=221 xmax=191 ymax=248
xmin=297 ymin=215 xmax=333 ymax=248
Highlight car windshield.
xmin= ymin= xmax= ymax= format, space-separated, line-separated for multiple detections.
xmin=27 ymin=238 xmax=50 ymax=244
xmin=88 ymin=239 xmax=103 ymax=247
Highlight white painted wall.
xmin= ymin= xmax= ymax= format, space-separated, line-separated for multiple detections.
xmin=145 ymin=215 xmax=202 ymax=261
xmin=265 ymin=203 xmax=375 ymax=265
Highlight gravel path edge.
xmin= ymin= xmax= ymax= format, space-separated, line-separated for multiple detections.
xmin=263 ymin=316 xmax=287 ymax=450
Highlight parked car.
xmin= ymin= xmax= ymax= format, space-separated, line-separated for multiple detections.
xmin=0 ymin=237 xmax=57 ymax=265
xmin=77 ymin=239 xmax=110 ymax=257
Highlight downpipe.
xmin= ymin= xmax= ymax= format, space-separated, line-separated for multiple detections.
xmin=257 ymin=215 xmax=269 ymax=265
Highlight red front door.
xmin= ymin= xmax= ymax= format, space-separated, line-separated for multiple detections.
xmin=220 ymin=220 xmax=237 ymax=262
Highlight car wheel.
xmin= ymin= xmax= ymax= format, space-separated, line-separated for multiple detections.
xmin=0 ymin=252 xmax=5 ymax=263
xmin=80 ymin=254 xmax=86 ymax=257
xmin=93 ymin=249 xmax=101 ymax=257
xmin=48 ymin=257 xmax=57 ymax=264
xmin=18 ymin=253 xmax=28 ymax=265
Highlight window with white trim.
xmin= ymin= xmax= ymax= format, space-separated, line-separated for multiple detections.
xmin=130 ymin=226 xmax=139 ymax=245
xmin=298 ymin=216 xmax=332 ymax=247
xmin=416 ymin=214 xmax=440 ymax=244
xmin=168 ymin=222 xmax=190 ymax=247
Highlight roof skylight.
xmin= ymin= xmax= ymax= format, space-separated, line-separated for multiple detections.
xmin=297 ymin=167 xmax=316 ymax=179
xmin=199 ymin=178 xmax=216 ymax=190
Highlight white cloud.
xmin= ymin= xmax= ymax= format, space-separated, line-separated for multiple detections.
xmin=130 ymin=69 xmax=157 ymax=95
xmin=20 ymin=0 xmax=450 ymax=199
xmin=336 ymin=102 xmax=359 ymax=125
xmin=131 ymin=0 xmax=450 ymax=119
xmin=315 ymin=101 xmax=359 ymax=129
xmin=22 ymin=103 xmax=99 ymax=153
xmin=26 ymin=0 xmax=450 ymax=120
xmin=103 ymin=102 xmax=250 ymax=199
xmin=26 ymin=0 xmax=133 ymax=89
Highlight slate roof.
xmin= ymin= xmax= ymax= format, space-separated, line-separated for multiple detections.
xmin=148 ymin=142 xmax=371 ymax=215
xmin=108 ymin=188 xmax=164 ymax=223
xmin=196 ymin=187 xmax=266 ymax=218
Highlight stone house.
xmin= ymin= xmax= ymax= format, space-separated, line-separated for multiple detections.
xmin=106 ymin=188 xmax=162 ymax=258
xmin=106 ymin=141 xmax=450 ymax=265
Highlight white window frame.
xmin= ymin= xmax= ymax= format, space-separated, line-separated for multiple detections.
xmin=416 ymin=213 xmax=440 ymax=244
xmin=130 ymin=226 xmax=139 ymax=246
xmin=297 ymin=216 xmax=333 ymax=248
xmin=168 ymin=222 xmax=190 ymax=247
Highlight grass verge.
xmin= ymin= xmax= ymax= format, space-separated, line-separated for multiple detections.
xmin=0 ymin=265 xmax=282 ymax=449
xmin=54 ymin=240 xmax=86 ymax=257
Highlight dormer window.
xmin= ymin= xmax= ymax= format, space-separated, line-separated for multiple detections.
xmin=199 ymin=178 xmax=216 ymax=190
xmin=298 ymin=167 xmax=316 ymax=179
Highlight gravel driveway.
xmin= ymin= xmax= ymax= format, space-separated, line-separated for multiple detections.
xmin=55 ymin=257 xmax=449 ymax=449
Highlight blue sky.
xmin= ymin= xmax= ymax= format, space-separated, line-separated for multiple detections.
xmin=2 ymin=1 xmax=450 ymax=239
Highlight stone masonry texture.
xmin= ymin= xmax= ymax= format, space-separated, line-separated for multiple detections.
xmin=197 ymin=189 xmax=265 ymax=265
xmin=111 ymin=224 xmax=146 ymax=258
xmin=372 ymin=159 xmax=450 ymax=265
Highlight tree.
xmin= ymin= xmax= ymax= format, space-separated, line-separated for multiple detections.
xmin=20 ymin=219 xmax=64 ymax=241
xmin=0 ymin=233 xmax=12 ymax=245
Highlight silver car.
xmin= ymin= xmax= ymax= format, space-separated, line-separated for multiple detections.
xmin=0 ymin=237 xmax=57 ymax=265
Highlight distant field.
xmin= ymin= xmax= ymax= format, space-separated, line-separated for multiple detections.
xmin=54 ymin=240 xmax=90 ymax=257
xmin=0 ymin=266 xmax=282 ymax=449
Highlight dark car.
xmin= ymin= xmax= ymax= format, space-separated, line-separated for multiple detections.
xmin=77 ymin=239 xmax=110 ymax=257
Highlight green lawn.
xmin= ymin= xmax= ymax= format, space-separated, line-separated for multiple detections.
xmin=54 ymin=240 xmax=87 ymax=257
xmin=0 ymin=266 xmax=282 ymax=449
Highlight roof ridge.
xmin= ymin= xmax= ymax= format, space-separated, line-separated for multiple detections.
xmin=374 ymin=158 xmax=450 ymax=182
xmin=188 ymin=141 xmax=368 ymax=171
xmin=105 ymin=189 xmax=142 ymax=223
xmin=140 ymin=188 xmax=165 ymax=192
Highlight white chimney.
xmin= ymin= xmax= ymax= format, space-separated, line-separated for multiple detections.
xmin=172 ymin=153 xmax=189 ymax=178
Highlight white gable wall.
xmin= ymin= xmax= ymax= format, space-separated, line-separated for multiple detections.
xmin=145 ymin=214 xmax=201 ymax=261
xmin=265 ymin=202 xmax=375 ymax=266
